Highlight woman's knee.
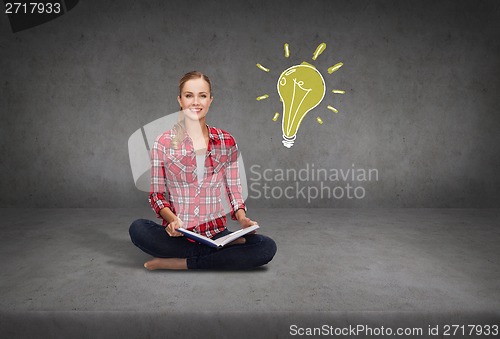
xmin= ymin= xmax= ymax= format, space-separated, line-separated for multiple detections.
xmin=253 ymin=235 xmax=277 ymax=266
xmin=129 ymin=218 xmax=150 ymax=244
xmin=262 ymin=235 xmax=277 ymax=261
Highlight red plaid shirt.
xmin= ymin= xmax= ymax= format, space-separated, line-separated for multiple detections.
xmin=149 ymin=124 xmax=246 ymax=238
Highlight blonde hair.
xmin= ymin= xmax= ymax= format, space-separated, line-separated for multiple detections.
xmin=172 ymin=71 xmax=212 ymax=149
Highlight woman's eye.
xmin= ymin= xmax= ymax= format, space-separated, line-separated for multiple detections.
xmin=201 ymin=95 xmax=207 ymax=98
xmin=186 ymin=94 xmax=192 ymax=98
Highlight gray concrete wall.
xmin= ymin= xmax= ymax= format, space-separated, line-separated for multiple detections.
xmin=1 ymin=0 xmax=499 ymax=208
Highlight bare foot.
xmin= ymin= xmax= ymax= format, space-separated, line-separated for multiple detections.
xmin=144 ymin=258 xmax=187 ymax=270
xmin=227 ymin=237 xmax=246 ymax=246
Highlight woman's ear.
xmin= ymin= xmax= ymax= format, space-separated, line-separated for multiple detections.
xmin=177 ymin=96 xmax=182 ymax=109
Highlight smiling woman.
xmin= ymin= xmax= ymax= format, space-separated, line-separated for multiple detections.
xmin=128 ymin=71 xmax=277 ymax=271
xmin=171 ymin=72 xmax=213 ymax=150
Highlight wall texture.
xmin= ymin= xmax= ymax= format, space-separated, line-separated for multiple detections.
xmin=1 ymin=0 xmax=499 ymax=208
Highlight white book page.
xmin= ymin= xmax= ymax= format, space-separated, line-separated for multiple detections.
xmin=213 ymin=225 xmax=260 ymax=247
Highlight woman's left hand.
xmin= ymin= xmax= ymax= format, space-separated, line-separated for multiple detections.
xmin=239 ymin=216 xmax=258 ymax=234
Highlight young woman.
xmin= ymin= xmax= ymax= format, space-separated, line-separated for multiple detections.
xmin=129 ymin=71 xmax=277 ymax=270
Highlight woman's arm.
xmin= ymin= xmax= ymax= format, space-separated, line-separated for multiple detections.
xmin=223 ymin=142 xmax=247 ymax=218
xmin=149 ymin=135 xmax=182 ymax=236
xmin=221 ymin=133 xmax=257 ymax=231
xmin=159 ymin=206 xmax=177 ymax=224
xmin=235 ymin=208 xmax=258 ymax=232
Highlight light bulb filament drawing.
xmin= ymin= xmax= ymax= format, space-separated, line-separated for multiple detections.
xmin=285 ymin=78 xmax=312 ymax=136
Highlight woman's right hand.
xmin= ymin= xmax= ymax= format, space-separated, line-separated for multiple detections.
xmin=165 ymin=217 xmax=184 ymax=237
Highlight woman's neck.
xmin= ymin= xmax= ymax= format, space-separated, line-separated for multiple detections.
xmin=185 ymin=118 xmax=208 ymax=151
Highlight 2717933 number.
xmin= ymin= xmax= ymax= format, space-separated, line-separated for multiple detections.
xmin=443 ymin=324 xmax=499 ymax=336
xmin=5 ymin=2 xmax=61 ymax=14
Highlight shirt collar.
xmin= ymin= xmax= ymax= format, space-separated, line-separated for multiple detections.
xmin=180 ymin=124 xmax=218 ymax=143
xmin=207 ymin=124 xmax=219 ymax=142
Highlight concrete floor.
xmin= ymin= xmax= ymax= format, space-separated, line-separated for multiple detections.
xmin=0 ymin=208 xmax=499 ymax=338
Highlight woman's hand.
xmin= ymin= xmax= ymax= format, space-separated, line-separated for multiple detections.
xmin=235 ymin=209 xmax=258 ymax=234
xmin=239 ymin=216 xmax=258 ymax=234
xmin=165 ymin=217 xmax=184 ymax=237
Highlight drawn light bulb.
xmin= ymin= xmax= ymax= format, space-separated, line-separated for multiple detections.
xmin=277 ymin=62 xmax=326 ymax=148
xmin=256 ymin=42 xmax=345 ymax=147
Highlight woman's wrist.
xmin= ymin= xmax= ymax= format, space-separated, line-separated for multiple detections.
xmin=235 ymin=208 xmax=246 ymax=222
xmin=159 ymin=207 xmax=177 ymax=224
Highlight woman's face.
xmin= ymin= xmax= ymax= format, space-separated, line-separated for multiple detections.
xmin=177 ymin=78 xmax=213 ymax=121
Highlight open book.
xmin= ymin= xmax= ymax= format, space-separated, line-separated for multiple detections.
xmin=177 ymin=225 xmax=260 ymax=248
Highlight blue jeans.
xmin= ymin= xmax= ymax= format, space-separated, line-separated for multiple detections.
xmin=129 ymin=219 xmax=277 ymax=270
